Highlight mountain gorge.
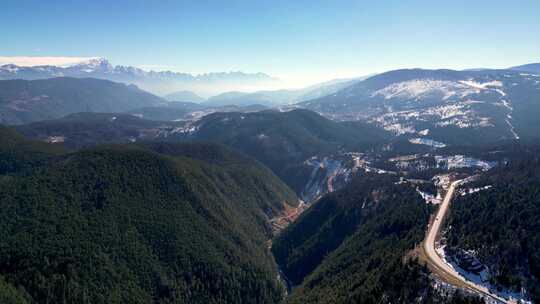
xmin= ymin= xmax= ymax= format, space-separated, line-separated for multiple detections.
xmin=272 ymin=173 xmax=485 ymax=304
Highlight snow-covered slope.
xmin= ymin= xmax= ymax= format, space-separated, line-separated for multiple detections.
xmin=299 ymin=69 xmax=540 ymax=145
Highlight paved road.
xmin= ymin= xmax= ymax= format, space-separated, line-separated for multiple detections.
xmin=423 ymin=180 xmax=512 ymax=304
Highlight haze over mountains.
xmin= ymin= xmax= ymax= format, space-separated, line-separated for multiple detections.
xmin=2 ymin=62 xmax=540 ymax=145
xmin=0 ymin=57 xmax=373 ymax=106
xmin=0 ymin=57 xmax=277 ymax=97
xmin=1 ymin=59 xmax=540 ymax=304
xmin=0 ymin=77 xmax=163 ymax=125
xmin=203 ymin=77 xmax=365 ymax=107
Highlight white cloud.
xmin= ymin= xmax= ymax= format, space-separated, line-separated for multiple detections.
xmin=0 ymin=56 xmax=100 ymax=67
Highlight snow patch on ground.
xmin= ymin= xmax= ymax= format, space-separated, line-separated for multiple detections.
xmin=460 ymin=185 xmax=493 ymax=196
xmin=380 ymin=122 xmax=416 ymax=135
xmin=171 ymin=124 xmax=199 ymax=134
xmin=435 ymin=155 xmax=496 ymax=171
xmin=506 ymin=116 xmax=520 ymax=139
xmin=432 ymin=174 xmax=453 ymax=190
xmin=459 ymin=80 xmax=503 ymax=90
xmin=418 ymin=129 xmax=430 ymax=136
xmin=498 ymin=99 xmax=513 ymax=111
xmin=436 ymin=245 xmax=532 ymax=304
xmin=46 ymin=136 xmax=65 ymax=143
xmin=416 ymin=188 xmax=442 ymax=204
xmin=372 ymin=100 xmax=494 ymax=131
xmin=409 ymin=138 xmax=447 ymax=148
xmin=498 ymin=99 xmax=519 ymax=140
xmin=302 ymin=157 xmax=350 ymax=202
xmin=372 ymin=80 xmax=479 ymax=100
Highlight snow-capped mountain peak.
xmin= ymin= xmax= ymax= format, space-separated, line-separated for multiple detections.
xmin=0 ymin=57 xmax=277 ymax=96
xmin=68 ymin=57 xmax=113 ymax=73
xmin=0 ymin=56 xmax=105 ymax=68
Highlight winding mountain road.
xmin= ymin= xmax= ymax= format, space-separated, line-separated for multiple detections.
xmin=423 ymin=180 xmax=512 ymax=304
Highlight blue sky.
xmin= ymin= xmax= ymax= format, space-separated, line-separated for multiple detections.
xmin=1 ymin=0 xmax=539 ymax=85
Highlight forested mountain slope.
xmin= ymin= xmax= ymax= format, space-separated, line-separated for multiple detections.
xmin=447 ymin=157 xmax=540 ymax=302
xmin=14 ymin=109 xmax=391 ymax=199
xmin=15 ymin=112 xmax=182 ymax=149
xmin=0 ymin=129 xmax=298 ymax=303
xmin=0 ymin=125 xmax=65 ymax=174
xmin=178 ymin=109 xmax=391 ymax=193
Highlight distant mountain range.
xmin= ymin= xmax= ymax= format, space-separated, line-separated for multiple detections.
xmin=163 ymin=90 xmax=205 ymax=102
xmin=0 ymin=57 xmax=277 ymax=96
xmin=160 ymin=77 xmax=366 ymax=107
xmin=2 ymin=63 xmax=540 ymax=148
xmin=0 ymin=58 xmax=369 ymax=106
xmin=0 ymin=76 xmax=272 ymax=125
xmin=0 ymin=77 xmax=164 ymax=125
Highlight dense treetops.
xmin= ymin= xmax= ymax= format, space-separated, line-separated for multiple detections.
xmin=15 ymin=112 xmax=182 ymax=149
xmin=0 ymin=125 xmax=65 ymax=175
xmin=0 ymin=128 xmax=297 ymax=303
xmin=180 ymin=109 xmax=390 ymax=193
xmin=15 ymin=109 xmax=391 ymax=195
xmin=447 ymin=157 xmax=540 ymax=302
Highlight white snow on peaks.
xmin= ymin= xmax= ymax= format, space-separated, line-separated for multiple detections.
xmin=0 ymin=56 xmax=103 ymax=68
xmin=371 ymin=80 xmax=479 ymax=100
xmin=1 ymin=65 xmax=19 ymax=73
